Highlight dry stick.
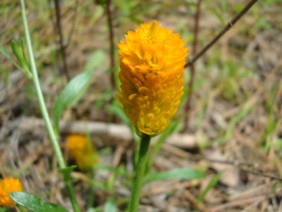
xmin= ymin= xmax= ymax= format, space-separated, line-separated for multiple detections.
xmin=53 ymin=0 xmax=70 ymax=80
xmin=204 ymin=157 xmax=282 ymax=181
xmin=183 ymin=0 xmax=259 ymax=129
xmin=240 ymin=168 xmax=282 ymax=181
xmin=105 ymin=0 xmax=115 ymax=90
xmin=9 ymin=117 xmax=198 ymax=149
xmin=104 ymin=0 xmax=117 ymax=122
xmin=185 ymin=0 xmax=258 ymax=68
xmin=184 ymin=0 xmax=201 ymax=131
xmin=211 ymin=195 xmax=266 ymax=212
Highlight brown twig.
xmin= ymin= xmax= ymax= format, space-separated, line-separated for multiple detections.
xmin=211 ymin=195 xmax=266 ymax=212
xmin=66 ymin=0 xmax=79 ymax=47
xmin=53 ymin=0 xmax=70 ymax=80
xmin=205 ymin=157 xmax=282 ymax=181
xmin=183 ymin=0 xmax=201 ymax=131
xmin=105 ymin=0 xmax=115 ymax=90
xmin=185 ymin=0 xmax=258 ymax=68
xmin=240 ymin=168 xmax=282 ymax=181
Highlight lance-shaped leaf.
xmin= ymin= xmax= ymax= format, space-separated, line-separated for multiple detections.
xmin=10 ymin=192 xmax=68 ymax=212
xmin=143 ymin=168 xmax=205 ymax=184
xmin=52 ymin=50 xmax=105 ymax=132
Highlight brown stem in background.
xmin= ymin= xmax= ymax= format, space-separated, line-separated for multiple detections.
xmin=183 ymin=0 xmax=258 ymax=131
xmin=184 ymin=0 xmax=201 ymax=131
xmin=53 ymin=0 xmax=70 ymax=80
xmin=184 ymin=0 xmax=258 ymax=68
xmin=105 ymin=0 xmax=115 ymax=90
xmin=66 ymin=0 xmax=79 ymax=47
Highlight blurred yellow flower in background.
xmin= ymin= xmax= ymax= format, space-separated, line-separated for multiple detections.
xmin=0 ymin=178 xmax=23 ymax=207
xmin=118 ymin=20 xmax=188 ymax=136
xmin=66 ymin=134 xmax=98 ymax=170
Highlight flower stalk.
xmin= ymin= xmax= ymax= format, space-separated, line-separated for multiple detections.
xmin=129 ymin=134 xmax=151 ymax=212
xmin=118 ymin=21 xmax=188 ymax=211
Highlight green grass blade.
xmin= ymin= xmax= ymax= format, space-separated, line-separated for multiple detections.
xmin=143 ymin=168 xmax=205 ymax=184
xmin=198 ymin=172 xmax=222 ymax=202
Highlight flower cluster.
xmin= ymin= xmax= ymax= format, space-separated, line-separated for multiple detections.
xmin=66 ymin=134 xmax=98 ymax=170
xmin=118 ymin=21 xmax=188 ymax=136
xmin=0 ymin=178 xmax=23 ymax=207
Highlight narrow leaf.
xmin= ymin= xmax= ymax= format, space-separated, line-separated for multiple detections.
xmin=10 ymin=39 xmax=32 ymax=78
xmin=143 ymin=168 xmax=205 ymax=184
xmin=10 ymin=192 xmax=67 ymax=212
xmin=198 ymin=172 xmax=222 ymax=202
xmin=0 ymin=46 xmax=31 ymax=78
xmin=107 ymin=102 xmax=130 ymax=125
xmin=53 ymin=70 xmax=93 ymax=132
xmin=53 ymin=50 xmax=105 ymax=132
xmin=84 ymin=50 xmax=106 ymax=72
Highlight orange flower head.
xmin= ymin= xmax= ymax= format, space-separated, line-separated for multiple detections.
xmin=0 ymin=178 xmax=23 ymax=207
xmin=118 ymin=20 xmax=188 ymax=136
xmin=66 ymin=134 xmax=99 ymax=170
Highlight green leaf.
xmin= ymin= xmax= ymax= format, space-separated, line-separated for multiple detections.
xmin=104 ymin=197 xmax=117 ymax=212
xmin=10 ymin=192 xmax=67 ymax=212
xmin=84 ymin=50 xmax=106 ymax=72
xmin=0 ymin=45 xmax=31 ymax=78
xmin=10 ymin=39 xmax=32 ymax=78
xmin=95 ymin=0 xmax=106 ymax=6
xmin=53 ymin=70 xmax=92 ymax=132
xmin=0 ymin=206 xmax=8 ymax=212
xmin=53 ymin=50 xmax=105 ymax=132
xmin=107 ymin=101 xmax=130 ymax=125
xmin=198 ymin=172 xmax=222 ymax=202
xmin=60 ymin=165 xmax=76 ymax=181
xmin=143 ymin=168 xmax=205 ymax=184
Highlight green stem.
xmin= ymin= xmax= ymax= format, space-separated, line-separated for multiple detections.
xmin=20 ymin=0 xmax=65 ymax=170
xmin=129 ymin=134 xmax=151 ymax=212
xmin=19 ymin=1 xmax=80 ymax=211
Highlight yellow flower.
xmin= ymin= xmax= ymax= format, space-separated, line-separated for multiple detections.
xmin=0 ymin=178 xmax=23 ymax=207
xmin=118 ymin=20 xmax=188 ymax=136
xmin=66 ymin=134 xmax=99 ymax=170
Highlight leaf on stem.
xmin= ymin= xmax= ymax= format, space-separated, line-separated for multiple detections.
xmin=53 ymin=70 xmax=93 ymax=132
xmin=60 ymin=165 xmax=76 ymax=181
xmin=10 ymin=39 xmax=32 ymax=78
xmin=10 ymin=192 xmax=68 ymax=212
xmin=0 ymin=43 xmax=31 ymax=78
xmin=52 ymin=51 xmax=105 ymax=132
xmin=143 ymin=168 xmax=205 ymax=184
